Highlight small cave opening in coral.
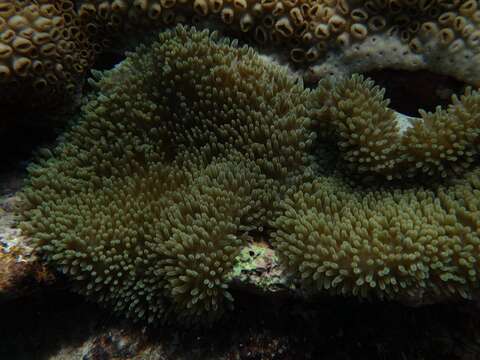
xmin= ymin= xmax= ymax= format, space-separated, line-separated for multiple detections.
xmin=82 ymin=50 xmax=127 ymax=94
xmin=0 ymin=108 xmax=66 ymax=179
xmin=363 ymin=69 xmax=467 ymax=117
xmin=91 ymin=50 xmax=126 ymax=72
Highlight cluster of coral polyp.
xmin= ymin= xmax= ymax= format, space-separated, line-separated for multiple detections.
xmin=61 ymin=0 xmax=480 ymax=84
xmin=2 ymin=0 xmax=480 ymax=109
xmin=75 ymin=0 xmax=480 ymax=80
xmin=17 ymin=25 xmax=480 ymax=325
xmin=306 ymin=0 xmax=480 ymax=85
xmin=0 ymin=0 xmax=97 ymax=107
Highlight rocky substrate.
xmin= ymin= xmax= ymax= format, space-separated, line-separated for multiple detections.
xmin=0 ymin=168 xmax=55 ymax=303
xmin=2 ymin=281 xmax=480 ymax=359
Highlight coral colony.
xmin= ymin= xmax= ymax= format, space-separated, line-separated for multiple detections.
xmin=2 ymin=0 xmax=479 ymax=325
xmin=1 ymin=0 xmax=479 ymax=107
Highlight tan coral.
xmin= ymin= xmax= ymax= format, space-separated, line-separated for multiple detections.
xmin=0 ymin=0 xmax=98 ymax=108
xmin=3 ymin=0 xmax=480 ymax=110
xmin=306 ymin=0 xmax=480 ymax=87
xmin=67 ymin=0 xmax=480 ymax=90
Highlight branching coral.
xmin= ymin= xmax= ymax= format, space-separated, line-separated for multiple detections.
xmin=17 ymin=25 xmax=313 ymax=324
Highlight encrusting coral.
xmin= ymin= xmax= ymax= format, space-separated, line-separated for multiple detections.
xmin=3 ymin=0 xmax=480 ymax=110
xmin=17 ymin=25 xmax=313 ymax=324
xmin=307 ymin=0 xmax=480 ymax=86
xmin=56 ymin=0 xmax=480 ymax=83
xmin=86 ymin=0 xmax=480 ymax=88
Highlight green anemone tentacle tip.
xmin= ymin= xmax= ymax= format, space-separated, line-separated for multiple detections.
xmin=17 ymin=25 xmax=314 ymax=325
xmin=272 ymin=75 xmax=480 ymax=302
xmin=16 ymin=24 xmax=480 ymax=325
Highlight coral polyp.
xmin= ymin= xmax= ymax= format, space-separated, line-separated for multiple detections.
xmin=306 ymin=0 xmax=480 ymax=86
xmin=0 ymin=0 xmax=97 ymax=108
xmin=3 ymin=0 xmax=480 ymax=110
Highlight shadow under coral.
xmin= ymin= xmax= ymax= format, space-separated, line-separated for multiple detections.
xmin=1 ymin=284 xmax=479 ymax=360
xmin=364 ymin=69 xmax=468 ymax=117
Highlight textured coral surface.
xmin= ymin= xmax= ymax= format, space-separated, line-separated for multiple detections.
xmin=0 ymin=0 xmax=98 ymax=108
xmin=307 ymin=0 xmax=480 ymax=85
xmin=58 ymin=0 xmax=480 ymax=85
xmin=2 ymin=0 xmax=479 ymax=110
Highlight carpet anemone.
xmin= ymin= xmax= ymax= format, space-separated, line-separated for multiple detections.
xmin=17 ymin=25 xmax=313 ymax=324
xmin=17 ymin=25 xmax=480 ymax=325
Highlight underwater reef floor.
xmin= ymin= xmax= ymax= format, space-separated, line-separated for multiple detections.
xmin=1 ymin=279 xmax=480 ymax=359
xmin=0 ymin=166 xmax=480 ymax=360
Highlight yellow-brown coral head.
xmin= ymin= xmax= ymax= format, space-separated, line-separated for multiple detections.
xmin=306 ymin=0 xmax=480 ymax=87
xmin=0 ymin=0 xmax=96 ymax=108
